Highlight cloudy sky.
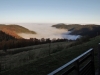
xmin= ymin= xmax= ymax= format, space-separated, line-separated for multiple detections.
xmin=0 ymin=0 xmax=100 ymax=24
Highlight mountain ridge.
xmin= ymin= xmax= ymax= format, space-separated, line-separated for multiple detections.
xmin=0 ymin=24 xmax=36 ymax=39
xmin=52 ymin=23 xmax=100 ymax=37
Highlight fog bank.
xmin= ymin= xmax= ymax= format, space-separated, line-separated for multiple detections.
xmin=17 ymin=23 xmax=80 ymax=40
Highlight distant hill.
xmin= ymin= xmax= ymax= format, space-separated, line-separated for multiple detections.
xmin=0 ymin=24 xmax=36 ymax=39
xmin=52 ymin=23 xmax=100 ymax=37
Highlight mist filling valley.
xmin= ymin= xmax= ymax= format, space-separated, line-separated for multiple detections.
xmin=18 ymin=23 xmax=80 ymax=40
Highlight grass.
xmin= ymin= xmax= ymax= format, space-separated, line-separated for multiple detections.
xmin=1 ymin=36 xmax=100 ymax=75
xmin=0 ymin=41 xmax=72 ymax=71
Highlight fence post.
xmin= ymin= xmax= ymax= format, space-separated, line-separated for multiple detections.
xmin=74 ymin=60 xmax=79 ymax=75
xmin=98 ymin=43 xmax=100 ymax=75
xmin=0 ymin=63 xmax=1 ymax=72
xmin=91 ymin=49 xmax=95 ymax=75
xmin=49 ymin=43 xmax=51 ymax=56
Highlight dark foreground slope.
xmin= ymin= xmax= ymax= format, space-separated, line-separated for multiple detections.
xmin=0 ymin=30 xmax=16 ymax=41
xmin=1 ymin=35 xmax=100 ymax=75
xmin=52 ymin=23 xmax=100 ymax=37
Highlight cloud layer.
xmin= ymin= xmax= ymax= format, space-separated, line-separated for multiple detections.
xmin=17 ymin=23 xmax=80 ymax=40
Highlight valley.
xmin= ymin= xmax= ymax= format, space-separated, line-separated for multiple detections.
xmin=0 ymin=23 xmax=100 ymax=75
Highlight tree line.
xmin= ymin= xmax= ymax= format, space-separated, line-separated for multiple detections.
xmin=1 ymin=38 xmax=69 ymax=51
xmin=0 ymin=30 xmax=90 ymax=53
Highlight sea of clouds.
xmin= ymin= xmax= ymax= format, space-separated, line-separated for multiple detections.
xmin=16 ymin=23 xmax=80 ymax=40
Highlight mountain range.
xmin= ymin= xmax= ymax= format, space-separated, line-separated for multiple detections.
xmin=0 ymin=23 xmax=100 ymax=39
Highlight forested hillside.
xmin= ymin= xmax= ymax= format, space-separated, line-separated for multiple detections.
xmin=52 ymin=23 xmax=100 ymax=37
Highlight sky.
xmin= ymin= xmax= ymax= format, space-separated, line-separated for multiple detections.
xmin=0 ymin=0 xmax=100 ymax=24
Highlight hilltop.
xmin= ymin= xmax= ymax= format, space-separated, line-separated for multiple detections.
xmin=52 ymin=23 xmax=100 ymax=37
xmin=0 ymin=24 xmax=36 ymax=39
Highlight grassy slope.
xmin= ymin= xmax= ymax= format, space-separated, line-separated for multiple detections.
xmin=0 ymin=41 xmax=73 ymax=73
xmin=1 ymin=36 xmax=100 ymax=75
xmin=0 ymin=24 xmax=36 ymax=33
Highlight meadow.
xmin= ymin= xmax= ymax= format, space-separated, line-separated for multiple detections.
xmin=0 ymin=41 xmax=73 ymax=71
